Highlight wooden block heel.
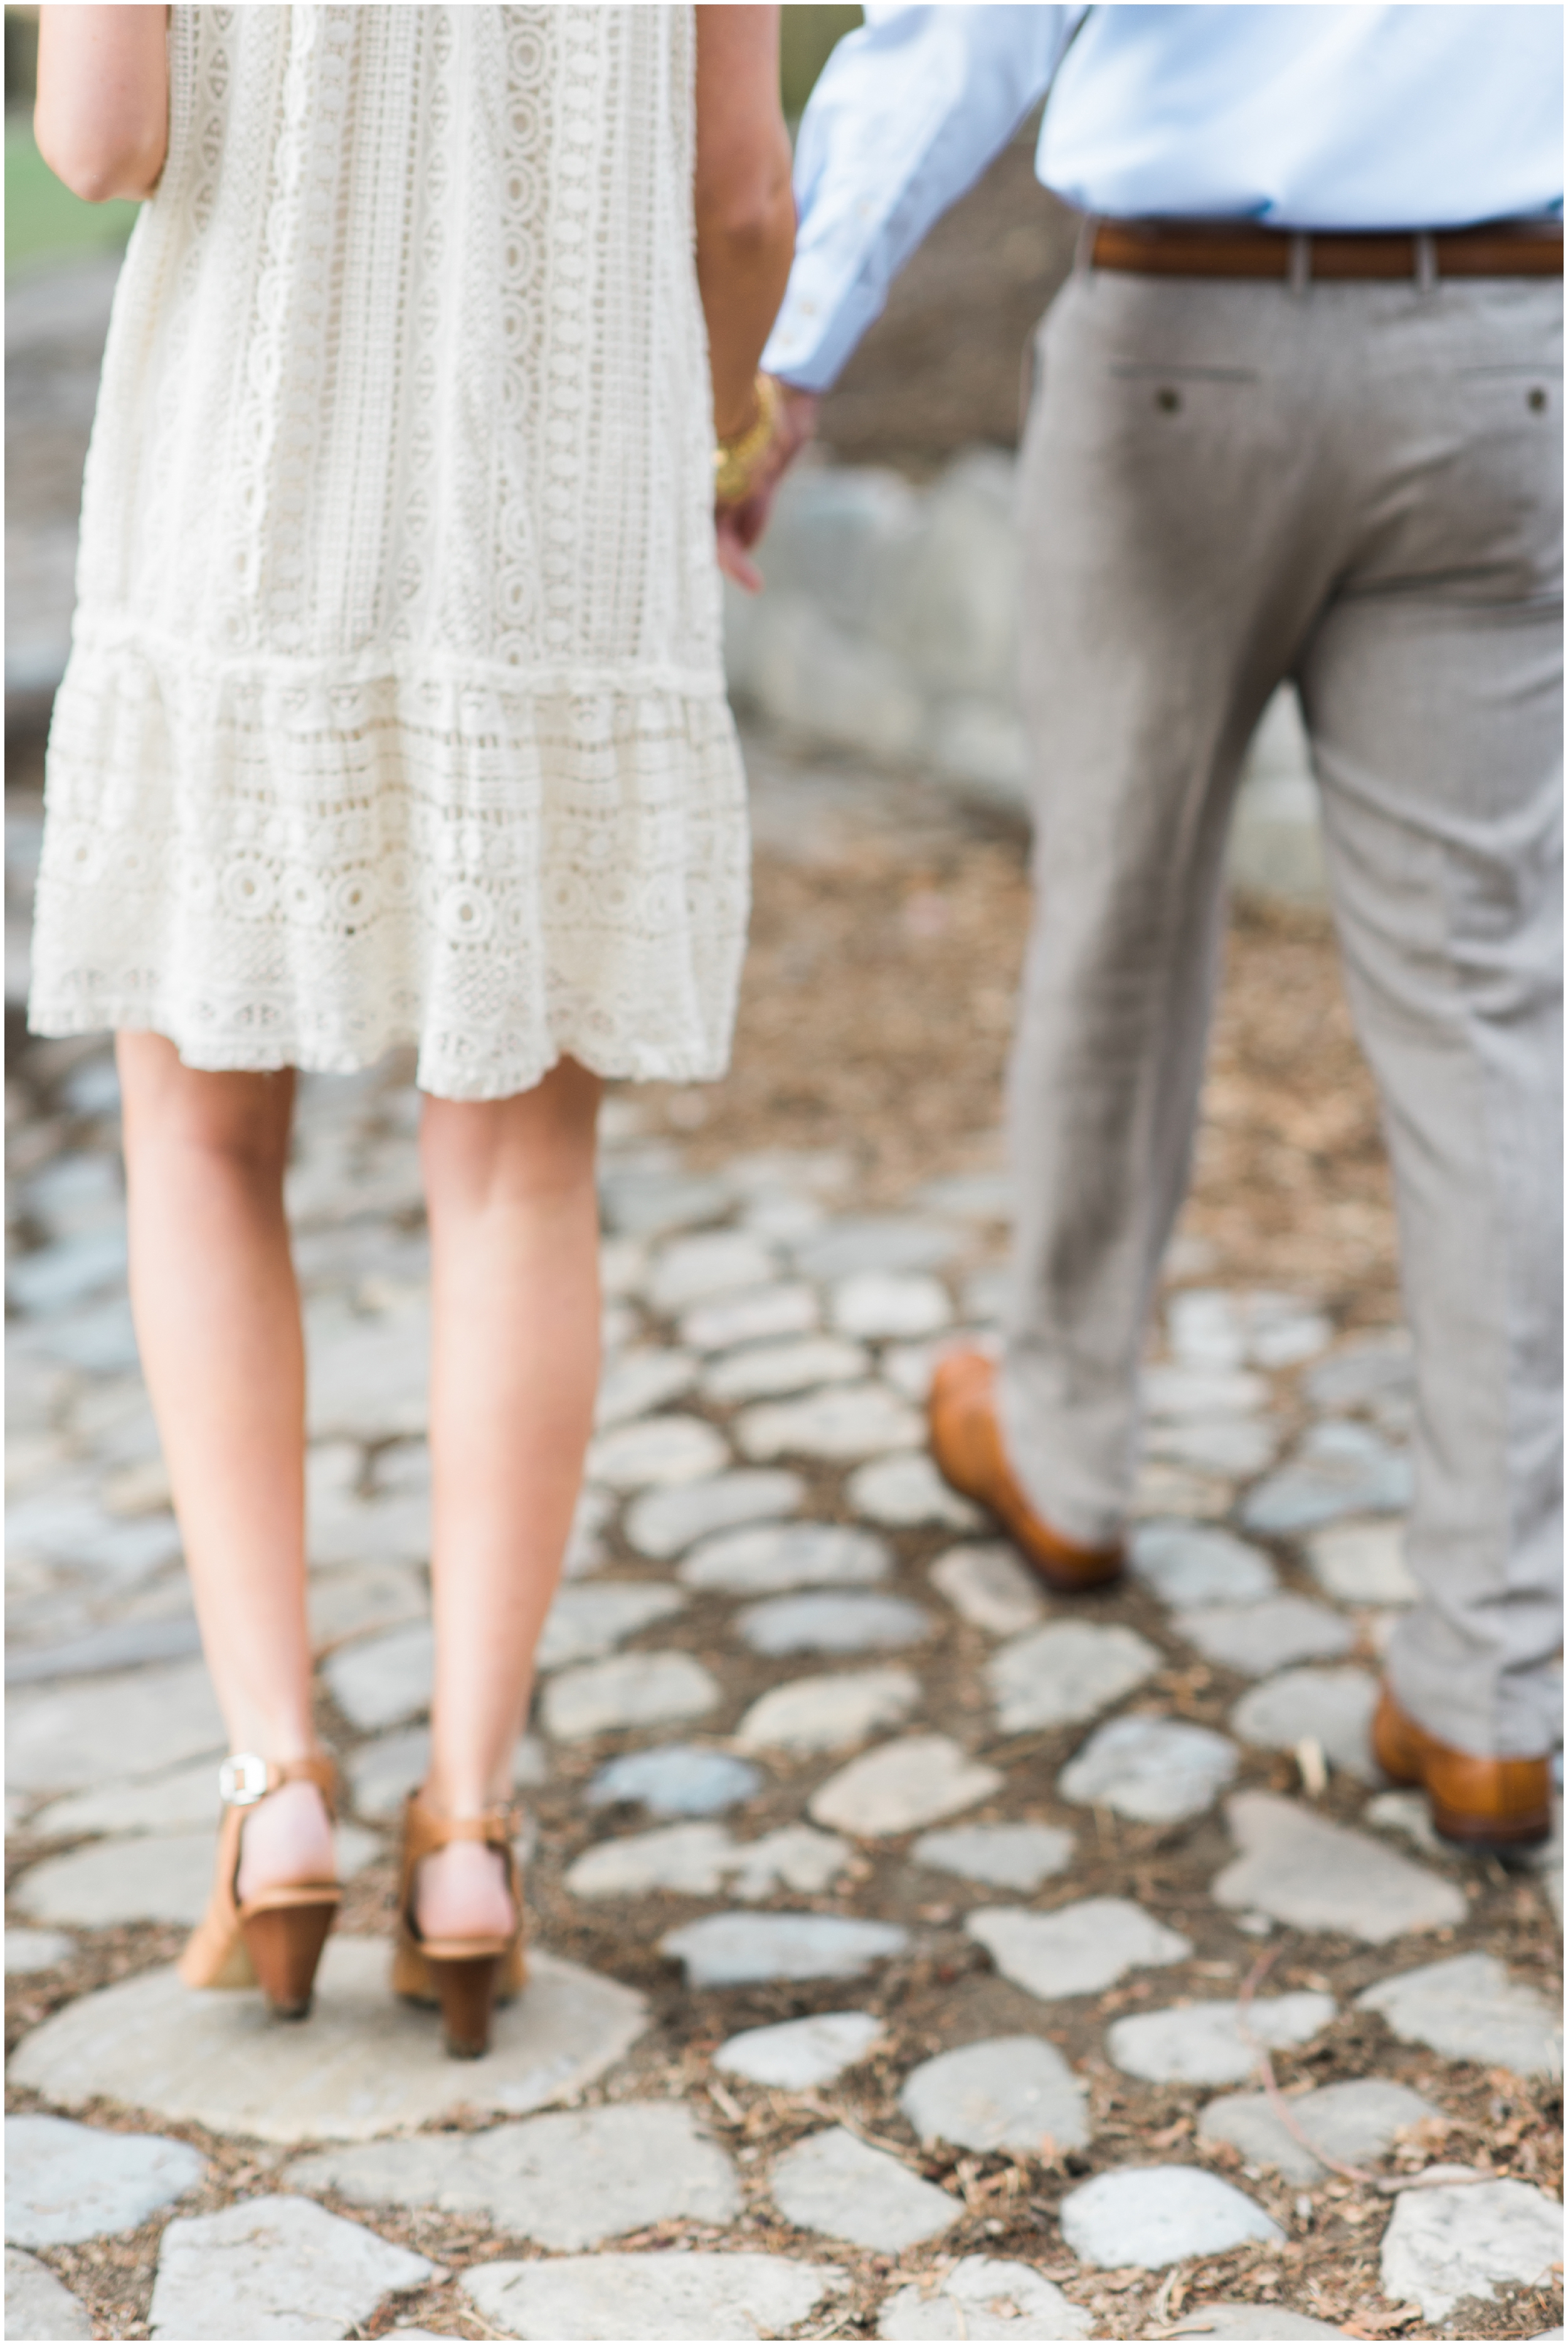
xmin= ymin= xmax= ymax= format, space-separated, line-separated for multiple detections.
xmin=395 ymin=1788 xmax=527 ymax=2061
xmin=240 ymin=1896 xmax=339 ymax=2019
xmin=178 ymin=1753 xmax=342 ymax=2016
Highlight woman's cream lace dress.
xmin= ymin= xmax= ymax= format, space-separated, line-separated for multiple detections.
xmin=29 ymin=6 xmax=748 ymax=1099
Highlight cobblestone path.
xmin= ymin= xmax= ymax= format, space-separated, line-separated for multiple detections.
xmin=6 ymin=777 xmax=1563 ymax=2342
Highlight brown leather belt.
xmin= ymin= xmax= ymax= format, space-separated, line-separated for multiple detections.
xmin=1090 ymin=218 xmax=1564 ymax=280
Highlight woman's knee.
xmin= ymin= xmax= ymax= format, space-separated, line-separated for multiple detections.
xmin=421 ymin=1058 xmax=601 ymax=1210
xmin=117 ymin=1033 xmax=295 ymax=1178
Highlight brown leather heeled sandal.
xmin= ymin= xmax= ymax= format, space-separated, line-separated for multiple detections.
xmin=177 ymin=1753 xmax=341 ymax=2018
xmin=392 ymin=1787 xmax=527 ymax=2060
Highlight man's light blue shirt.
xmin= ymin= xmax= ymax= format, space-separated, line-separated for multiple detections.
xmin=763 ymin=4 xmax=1565 ymax=393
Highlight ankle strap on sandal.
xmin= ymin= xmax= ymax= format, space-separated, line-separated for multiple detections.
xmin=219 ymin=1752 xmax=339 ymax=1816
xmin=402 ymin=1788 xmax=520 ymax=1859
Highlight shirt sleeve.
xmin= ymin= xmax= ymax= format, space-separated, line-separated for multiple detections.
xmin=761 ymin=4 xmax=1081 ymax=393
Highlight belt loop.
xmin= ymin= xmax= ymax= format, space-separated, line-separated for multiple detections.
xmin=1074 ymin=212 xmax=1098 ymax=276
xmin=1415 ymin=230 xmax=1438 ymax=293
xmin=1288 ymin=232 xmax=1310 ymax=295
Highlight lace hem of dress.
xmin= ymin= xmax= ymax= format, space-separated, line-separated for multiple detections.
xmin=29 ymin=641 xmax=750 ymax=1102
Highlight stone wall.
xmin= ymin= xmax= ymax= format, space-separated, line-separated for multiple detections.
xmin=725 ymin=451 xmax=1325 ymax=903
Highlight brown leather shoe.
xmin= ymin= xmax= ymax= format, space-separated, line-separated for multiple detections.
xmin=1372 ymin=1685 xmax=1553 ymax=1852
xmin=928 ymin=1349 xmax=1123 ymax=1594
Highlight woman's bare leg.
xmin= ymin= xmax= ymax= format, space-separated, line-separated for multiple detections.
xmin=416 ymin=1058 xmax=602 ymax=1939
xmin=117 ymin=1033 xmax=331 ymax=1895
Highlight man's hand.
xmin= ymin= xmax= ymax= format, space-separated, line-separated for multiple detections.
xmin=715 ymin=379 xmax=818 ymax=593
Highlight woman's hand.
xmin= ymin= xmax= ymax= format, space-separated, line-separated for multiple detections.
xmin=715 ymin=379 xmax=818 ymax=593
xmin=35 ymin=6 xmax=169 ymax=205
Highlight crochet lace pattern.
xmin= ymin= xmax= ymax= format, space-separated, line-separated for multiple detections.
xmin=30 ymin=5 xmax=749 ymax=1098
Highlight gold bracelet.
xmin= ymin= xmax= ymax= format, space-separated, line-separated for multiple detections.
xmin=714 ymin=373 xmax=781 ymax=504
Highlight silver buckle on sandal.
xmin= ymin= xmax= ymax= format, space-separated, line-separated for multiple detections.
xmin=219 ymin=1753 xmax=270 ymax=1807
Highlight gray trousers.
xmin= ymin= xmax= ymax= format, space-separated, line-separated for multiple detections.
xmin=999 ymin=263 xmax=1562 ymax=1758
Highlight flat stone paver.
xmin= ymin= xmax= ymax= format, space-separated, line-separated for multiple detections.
xmin=344 ymin=1727 xmax=543 ymax=1824
xmin=1357 ymin=1952 xmax=1563 ymax=2075
xmin=1380 ymin=2176 xmax=1564 ymax=2321
xmin=1059 ymin=2165 xmax=1283 ymax=2269
xmin=461 ymin=2250 xmax=844 ymax=2341
xmin=734 ymin=1666 xmax=921 ymax=1753
xmin=739 ymin=1591 xmax=932 ymax=1656
xmin=1242 ymin=1422 xmax=1412 ymax=1536
xmin=647 ymin=1230 xmax=778 ymax=1311
xmin=6 ymin=1659 xmax=224 ymax=1793
xmin=793 ymin=1218 xmax=964 ymax=1281
xmin=681 ymin=1522 xmax=891 ymax=1596
xmin=308 ymin=1489 xmax=430 ymax=1571
xmin=987 ymin=1622 xmax=1160 ymax=1734
xmin=877 ymin=2256 xmax=1092 ymax=2340
xmin=586 ymin=1415 xmax=730 ymax=1491
xmin=148 ymin=2194 xmax=434 ymax=2341
xmin=29 ymin=1755 xmax=228 ymax=1842
xmin=771 ymin=2125 xmax=961 ymax=2252
xmin=967 ymin=1898 xmax=1191 ymax=2001
xmin=6 ymin=2114 xmax=205 ymax=2246
xmin=541 ymin=1650 xmax=721 ymax=1741
xmin=1231 ymin=1667 xmax=1380 ymax=1780
xmin=1304 ymin=1516 xmax=1417 ymax=1607
xmin=1169 ymin=2303 xmax=1347 ymax=2339
xmin=286 ymin=2103 xmax=738 ymax=2250
xmin=4 ymin=1927 xmax=75 ymax=1972
xmin=911 ymin=1821 xmax=1074 ymax=1891
xmin=809 ymin=1733 xmax=1002 ymax=1837
xmin=1147 ymin=1417 xmax=1278 ymax=1479
xmin=1173 ymin=1596 xmax=1355 ymax=1676
xmin=1213 ymin=1792 xmax=1465 ymax=1943
xmin=899 ymin=2034 xmax=1089 ymax=2154
xmin=14 ymin=1820 xmax=381 ymax=1928
xmin=1144 ymin=1366 xmax=1271 ymax=1420
xmin=659 ymin=1912 xmax=908 ymax=1988
xmin=4 ymin=2247 xmax=93 ymax=2341
xmin=624 ymin=1468 xmax=805 ymax=1558
xmin=9 ymin=1939 xmax=647 ymax=2144
xmin=677 ymin=1285 xmax=819 ymax=1353
xmin=323 ymin=1620 xmax=432 ymax=1731
xmin=715 ymin=2012 xmax=886 ymax=2090
xmin=307 ymin=1563 xmax=427 ymax=1654
xmin=1168 ymin=1290 xmax=1331 ymax=1371
xmin=534 ymin=1580 xmax=687 ymax=1671
xmin=832 ymin=1271 xmax=951 ymax=1339
xmin=847 ymin=1454 xmax=983 ymax=1530
xmin=1303 ymin=1331 xmax=1412 ymax=1413
xmin=1106 ymin=1992 xmax=1338 ymax=2086
xmin=737 ymin=1384 xmax=923 ymax=1463
xmin=929 ymin=1543 xmax=1046 ymax=1635
xmin=587 ymin=1743 xmax=762 ymax=1816
xmin=600 ymin=1170 xmax=735 ymax=1241
xmin=1364 ymin=1788 xmax=1446 ymax=1859
xmin=702 ymin=1335 xmax=868 ymax=1404
xmin=1129 ymin=1521 xmax=1278 ymax=1607
xmin=1197 ymin=2076 xmax=1439 ymax=2184
xmin=566 ymin=1819 xmax=849 ymax=1900
xmin=1057 ymin=1715 xmax=1238 ymax=1822
xmin=595 ymin=1348 xmax=697 ymax=1428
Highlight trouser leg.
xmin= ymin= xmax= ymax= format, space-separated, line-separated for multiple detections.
xmin=998 ymin=274 xmax=1330 ymax=1541
xmin=1298 ymin=304 xmax=1562 ymax=1756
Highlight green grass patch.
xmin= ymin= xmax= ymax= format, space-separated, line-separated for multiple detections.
xmin=6 ymin=112 xmax=138 ymax=276
xmin=781 ymin=4 xmax=862 ymax=119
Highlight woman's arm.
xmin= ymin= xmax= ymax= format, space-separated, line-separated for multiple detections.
xmin=35 ymin=5 xmax=169 ymax=205
xmin=694 ymin=6 xmax=795 ymax=444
